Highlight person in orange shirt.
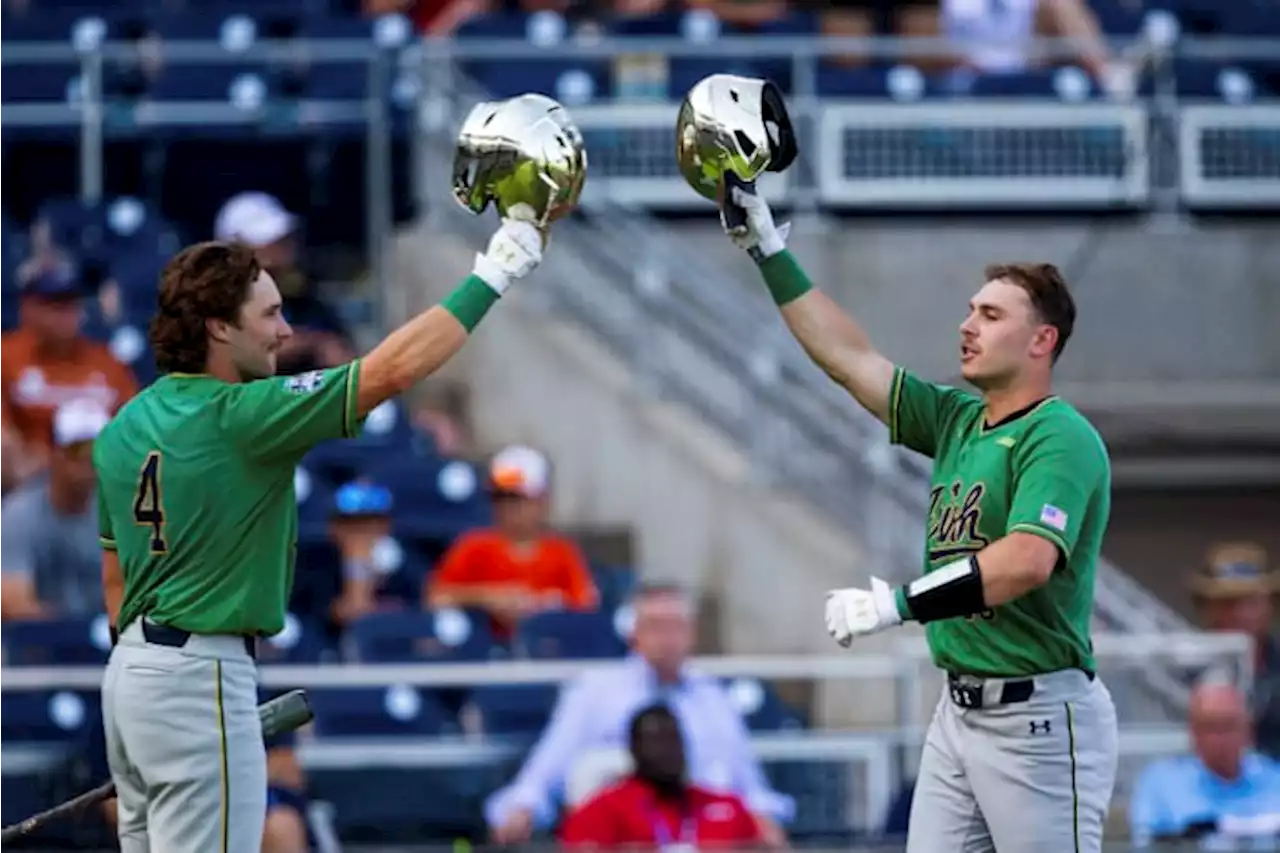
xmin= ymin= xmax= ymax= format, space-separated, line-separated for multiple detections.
xmin=426 ymin=444 xmax=599 ymax=637
xmin=1 ymin=259 xmax=137 ymax=490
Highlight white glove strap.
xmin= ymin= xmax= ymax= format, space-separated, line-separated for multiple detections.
xmin=756 ymin=221 xmax=788 ymax=259
xmin=471 ymin=253 xmax=510 ymax=296
xmin=871 ymin=578 xmax=903 ymax=628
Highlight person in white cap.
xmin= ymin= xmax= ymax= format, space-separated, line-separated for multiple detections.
xmin=214 ymin=192 xmax=352 ymax=373
xmin=1 ymin=398 xmax=112 ymax=620
xmin=427 ymin=444 xmax=599 ymax=638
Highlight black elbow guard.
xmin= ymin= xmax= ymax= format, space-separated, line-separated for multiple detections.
xmin=901 ymin=556 xmax=988 ymax=624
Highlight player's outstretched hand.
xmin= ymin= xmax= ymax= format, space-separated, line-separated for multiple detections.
xmin=824 ymin=577 xmax=901 ymax=647
xmin=472 ymin=219 xmax=545 ymax=295
xmin=718 ymin=179 xmax=790 ymax=263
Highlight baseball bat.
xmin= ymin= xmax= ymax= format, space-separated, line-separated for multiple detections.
xmin=0 ymin=689 xmax=314 ymax=843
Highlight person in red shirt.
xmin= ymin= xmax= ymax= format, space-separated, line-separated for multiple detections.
xmin=561 ymin=703 xmax=766 ymax=850
xmin=426 ymin=445 xmax=598 ymax=638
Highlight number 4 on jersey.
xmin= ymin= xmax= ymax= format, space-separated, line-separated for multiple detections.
xmin=133 ymin=451 xmax=168 ymax=554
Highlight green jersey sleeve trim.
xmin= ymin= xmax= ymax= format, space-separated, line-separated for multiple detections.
xmin=1008 ymin=521 xmax=1073 ymax=561
xmin=342 ymin=358 xmax=361 ymax=439
xmin=888 ymin=366 xmax=906 ymax=445
xmin=99 ymin=536 xmax=118 ymax=551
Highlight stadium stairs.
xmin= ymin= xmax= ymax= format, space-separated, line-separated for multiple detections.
xmin=388 ymin=221 xmax=911 ymax=729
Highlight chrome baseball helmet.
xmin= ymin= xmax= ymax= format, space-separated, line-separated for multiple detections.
xmin=675 ymin=74 xmax=798 ymax=202
xmin=452 ymin=93 xmax=588 ymax=227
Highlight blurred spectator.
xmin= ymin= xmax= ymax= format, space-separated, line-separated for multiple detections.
xmin=330 ymin=480 xmax=401 ymax=626
xmin=412 ymin=382 xmax=473 ymax=457
xmin=560 ymin=703 xmax=766 ymax=849
xmin=264 ymin=723 xmax=313 ymax=853
xmin=427 ymin=445 xmax=599 ymax=638
xmin=1193 ymin=542 xmax=1280 ymax=760
xmin=485 ymin=583 xmax=793 ymax=845
xmin=898 ymin=0 xmax=1133 ymax=94
xmin=1 ymin=258 xmax=137 ymax=491
xmin=214 ymin=192 xmax=354 ymax=375
xmin=1129 ymin=682 xmax=1280 ymax=847
xmin=0 ymin=399 xmax=111 ymax=621
xmin=686 ymin=0 xmax=788 ymax=27
xmin=815 ymin=0 xmax=881 ymax=68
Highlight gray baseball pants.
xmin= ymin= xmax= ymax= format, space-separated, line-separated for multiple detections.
xmin=102 ymin=620 xmax=266 ymax=853
xmin=906 ymin=668 xmax=1119 ymax=853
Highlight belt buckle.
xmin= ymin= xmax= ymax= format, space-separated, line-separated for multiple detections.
xmin=948 ymin=680 xmax=983 ymax=709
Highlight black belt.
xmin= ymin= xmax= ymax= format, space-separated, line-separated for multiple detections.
xmin=141 ymin=620 xmax=257 ymax=661
xmin=946 ymin=669 xmax=1095 ymax=710
xmin=946 ymin=672 xmax=1034 ymax=709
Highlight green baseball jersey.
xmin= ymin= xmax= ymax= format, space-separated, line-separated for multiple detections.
xmin=888 ymin=367 xmax=1111 ymax=677
xmin=95 ymin=364 xmax=362 ymax=637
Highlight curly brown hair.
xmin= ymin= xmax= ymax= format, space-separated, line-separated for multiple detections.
xmin=150 ymin=241 xmax=261 ymax=375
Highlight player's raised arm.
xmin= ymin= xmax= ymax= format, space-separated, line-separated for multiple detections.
xmin=215 ymin=221 xmax=543 ymax=463
xmin=717 ymin=185 xmax=894 ymax=422
xmin=355 ymin=219 xmax=542 ymax=417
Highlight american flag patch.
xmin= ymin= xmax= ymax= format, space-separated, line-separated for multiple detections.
xmin=1040 ymin=504 xmax=1068 ymax=531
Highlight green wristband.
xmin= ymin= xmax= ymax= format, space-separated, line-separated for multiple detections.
xmin=441 ymin=275 xmax=500 ymax=333
xmin=758 ymin=250 xmax=814 ymax=307
xmin=894 ymin=587 xmax=915 ymax=622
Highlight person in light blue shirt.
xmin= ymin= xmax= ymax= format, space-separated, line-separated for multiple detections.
xmin=485 ymin=583 xmax=794 ymax=846
xmin=1130 ymin=681 xmax=1280 ymax=849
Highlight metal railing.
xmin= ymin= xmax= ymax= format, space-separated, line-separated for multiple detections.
xmin=0 ymin=633 xmax=1252 ymax=832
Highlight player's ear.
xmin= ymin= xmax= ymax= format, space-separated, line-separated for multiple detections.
xmin=1030 ymin=324 xmax=1058 ymax=360
xmin=206 ymin=317 xmax=232 ymax=344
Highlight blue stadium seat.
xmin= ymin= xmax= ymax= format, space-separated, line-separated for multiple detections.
xmin=816 ymin=64 xmax=938 ymax=99
xmin=1175 ymin=59 xmax=1274 ymax=101
xmin=1088 ymin=0 xmax=1145 ymax=34
xmin=970 ymin=68 xmax=1100 ymax=101
xmin=470 ymin=684 xmax=559 ymax=737
xmin=2 ymin=63 xmax=82 ymax=104
xmin=148 ymin=63 xmax=271 ymax=102
xmin=258 ymin=613 xmax=331 ymax=664
xmin=290 ymin=540 xmax=343 ymax=624
xmin=458 ymin=11 xmax=607 ymax=105
xmin=105 ymin=323 xmax=157 ymax=385
xmin=1 ymin=9 xmax=108 ymax=42
xmin=591 ymin=563 xmax=637 ymax=613
xmin=348 ymin=609 xmax=496 ymax=664
xmin=2 ymin=616 xmax=113 ymax=666
xmin=1 ymin=690 xmax=101 ymax=742
xmin=34 ymin=196 xmax=179 ymax=270
xmin=294 ymin=464 xmax=337 ymax=544
xmin=514 ymin=610 xmax=627 ymax=660
xmin=377 ymin=457 xmax=492 ymax=546
xmin=471 ymin=62 xmax=607 ymax=106
xmin=304 ymin=400 xmax=428 ymax=489
xmin=721 ymin=677 xmax=804 ymax=732
xmin=102 ymin=249 xmax=170 ymax=317
xmin=309 ymin=685 xmax=456 ymax=737
xmin=298 ymin=14 xmax=414 ymax=124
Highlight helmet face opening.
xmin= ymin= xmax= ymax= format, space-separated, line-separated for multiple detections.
xmin=451 ymin=94 xmax=588 ymax=226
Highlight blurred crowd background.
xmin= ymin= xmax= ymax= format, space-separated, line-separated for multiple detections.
xmin=2 ymin=0 xmax=1278 ymax=850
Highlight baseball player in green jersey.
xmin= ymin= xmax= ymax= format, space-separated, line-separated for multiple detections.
xmin=715 ymin=184 xmax=1118 ymax=852
xmin=93 ymin=216 xmax=545 ymax=853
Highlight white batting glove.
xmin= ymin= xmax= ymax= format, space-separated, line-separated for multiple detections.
xmin=472 ymin=219 xmax=544 ymax=296
xmin=722 ymin=186 xmax=791 ymax=261
xmin=824 ymin=577 xmax=902 ymax=647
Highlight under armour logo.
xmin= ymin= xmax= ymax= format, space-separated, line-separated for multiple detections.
xmin=1029 ymin=720 xmax=1052 ymax=735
